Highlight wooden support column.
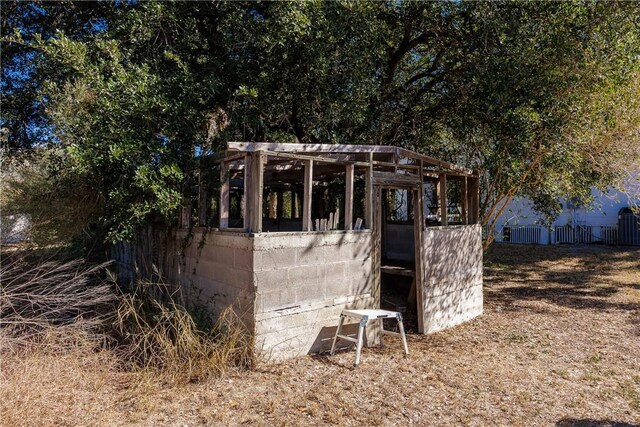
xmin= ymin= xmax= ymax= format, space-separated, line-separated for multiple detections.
xmin=439 ymin=173 xmax=448 ymax=226
xmin=249 ymin=152 xmax=264 ymax=233
xmin=461 ymin=177 xmax=468 ymax=225
xmin=365 ymin=152 xmax=374 ymax=229
xmin=220 ymin=161 xmax=229 ymax=229
xmin=469 ymin=176 xmax=480 ymax=224
xmin=302 ymin=160 xmax=313 ymax=231
xmin=345 ymin=164 xmax=354 ymax=230
xmin=243 ymin=154 xmax=253 ymax=231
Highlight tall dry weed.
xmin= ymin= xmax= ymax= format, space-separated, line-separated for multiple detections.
xmin=0 ymin=252 xmax=117 ymax=352
xmin=114 ymin=279 xmax=254 ymax=384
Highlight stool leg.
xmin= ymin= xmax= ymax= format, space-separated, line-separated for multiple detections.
xmin=354 ymin=317 xmax=367 ymax=367
xmin=330 ymin=315 xmax=345 ymax=356
xmin=397 ymin=314 xmax=409 ymax=356
xmin=379 ymin=317 xmax=384 ymax=348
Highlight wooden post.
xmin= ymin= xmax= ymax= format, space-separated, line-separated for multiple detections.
xmin=439 ymin=174 xmax=448 ymax=226
xmin=461 ymin=177 xmax=468 ymax=225
xmin=345 ymin=164 xmax=354 ymax=230
xmin=303 ymin=160 xmax=313 ymax=231
xmin=365 ymin=152 xmax=374 ymax=229
xmin=243 ymin=154 xmax=253 ymax=231
xmin=250 ymin=152 xmax=264 ymax=233
xmin=469 ymin=176 xmax=480 ymax=224
xmin=412 ymin=186 xmax=424 ymax=333
xmin=220 ymin=161 xmax=229 ymax=229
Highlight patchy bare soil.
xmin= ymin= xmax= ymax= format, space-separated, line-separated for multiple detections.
xmin=2 ymin=244 xmax=639 ymax=426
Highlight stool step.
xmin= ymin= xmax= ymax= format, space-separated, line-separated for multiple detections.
xmin=335 ymin=334 xmax=358 ymax=344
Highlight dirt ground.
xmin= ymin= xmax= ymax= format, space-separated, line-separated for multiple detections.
xmin=2 ymin=244 xmax=639 ymax=426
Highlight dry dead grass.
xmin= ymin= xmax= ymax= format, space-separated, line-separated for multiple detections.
xmin=1 ymin=244 xmax=639 ymax=426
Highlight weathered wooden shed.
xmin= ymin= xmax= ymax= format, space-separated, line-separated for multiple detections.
xmin=115 ymin=142 xmax=483 ymax=361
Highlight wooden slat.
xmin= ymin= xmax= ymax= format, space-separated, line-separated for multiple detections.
xmin=229 ymin=141 xmax=397 ymax=154
xmin=468 ymin=176 xmax=480 ymax=224
xmin=260 ymin=150 xmax=369 ymax=167
xmin=220 ymin=161 xmax=229 ymax=228
xmin=303 ymin=160 xmax=313 ymax=231
xmin=461 ymin=176 xmax=468 ymax=225
xmin=250 ymin=152 xmax=264 ymax=232
xmin=345 ymin=164 xmax=354 ymax=230
xmin=365 ymin=153 xmax=373 ymax=229
xmin=372 ymin=171 xmax=421 ymax=187
xmin=243 ymin=154 xmax=253 ymax=231
xmin=439 ymin=174 xmax=448 ymax=226
xmin=412 ymin=185 xmax=424 ymax=333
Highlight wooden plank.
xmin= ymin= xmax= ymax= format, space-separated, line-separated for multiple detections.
xmin=250 ymin=152 xmax=264 ymax=232
xmin=439 ymin=174 xmax=448 ymax=226
xmin=461 ymin=176 xmax=468 ymax=225
xmin=365 ymin=153 xmax=374 ymax=229
xmin=372 ymin=160 xmax=420 ymax=170
xmin=243 ymin=154 xmax=253 ymax=231
xmin=219 ymin=161 xmax=229 ymax=228
xmin=372 ymin=187 xmax=382 ymax=311
xmin=345 ymin=164 xmax=354 ymax=230
xmin=412 ymin=186 xmax=424 ymax=333
xmin=372 ymin=171 xmax=421 ymax=187
xmin=328 ymin=213 xmax=334 ymax=230
xmin=229 ymin=141 xmax=397 ymax=154
xmin=260 ymin=150 xmax=369 ymax=167
xmin=468 ymin=176 xmax=480 ymax=224
xmin=303 ymin=160 xmax=313 ymax=231
xmin=380 ymin=265 xmax=415 ymax=277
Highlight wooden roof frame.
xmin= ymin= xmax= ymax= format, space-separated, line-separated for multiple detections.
xmin=217 ymin=142 xmax=476 ymax=177
xmin=211 ymin=141 xmax=480 ymax=234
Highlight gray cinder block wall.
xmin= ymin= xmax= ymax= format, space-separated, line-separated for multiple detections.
xmin=113 ymin=224 xmax=482 ymax=362
xmin=252 ymin=231 xmax=374 ymax=361
xmin=113 ymin=229 xmax=375 ymax=362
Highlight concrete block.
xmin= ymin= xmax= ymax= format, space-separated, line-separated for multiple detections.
xmin=254 ymin=269 xmax=288 ymax=292
xmin=253 ymin=247 xmax=299 ymax=271
xmin=288 ymin=265 xmax=323 ymax=287
xmin=233 ymin=248 xmax=253 ymax=271
xmin=194 ymin=258 xmax=225 ymax=282
xmin=200 ymin=243 xmax=235 ymax=267
xmin=294 ymin=282 xmax=325 ymax=303
xmin=256 ymin=288 xmax=299 ymax=312
xmin=220 ymin=266 xmax=253 ymax=290
xmin=296 ymin=246 xmax=325 ymax=266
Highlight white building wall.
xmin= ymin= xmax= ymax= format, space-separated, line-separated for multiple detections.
xmin=492 ymin=185 xmax=639 ymax=245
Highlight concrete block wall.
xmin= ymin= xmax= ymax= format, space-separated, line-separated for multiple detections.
xmin=173 ymin=230 xmax=256 ymax=322
xmin=421 ymin=224 xmax=483 ymax=333
xmin=252 ymin=231 xmax=374 ymax=361
xmin=113 ymin=228 xmax=375 ymax=362
xmin=112 ymin=229 xmax=256 ymax=328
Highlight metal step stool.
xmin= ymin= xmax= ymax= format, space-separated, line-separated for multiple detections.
xmin=330 ymin=309 xmax=409 ymax=367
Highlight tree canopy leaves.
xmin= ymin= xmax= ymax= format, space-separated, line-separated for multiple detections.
xmin=2 ymin=1 xmax=639 ymax=245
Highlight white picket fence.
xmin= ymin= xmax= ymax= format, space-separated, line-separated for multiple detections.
xmin=484 ymin=224 xmax=619 ymax=245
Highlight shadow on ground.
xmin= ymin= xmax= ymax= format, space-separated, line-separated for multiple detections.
xmin=556 ymin=418 xmax=639 ymax=427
